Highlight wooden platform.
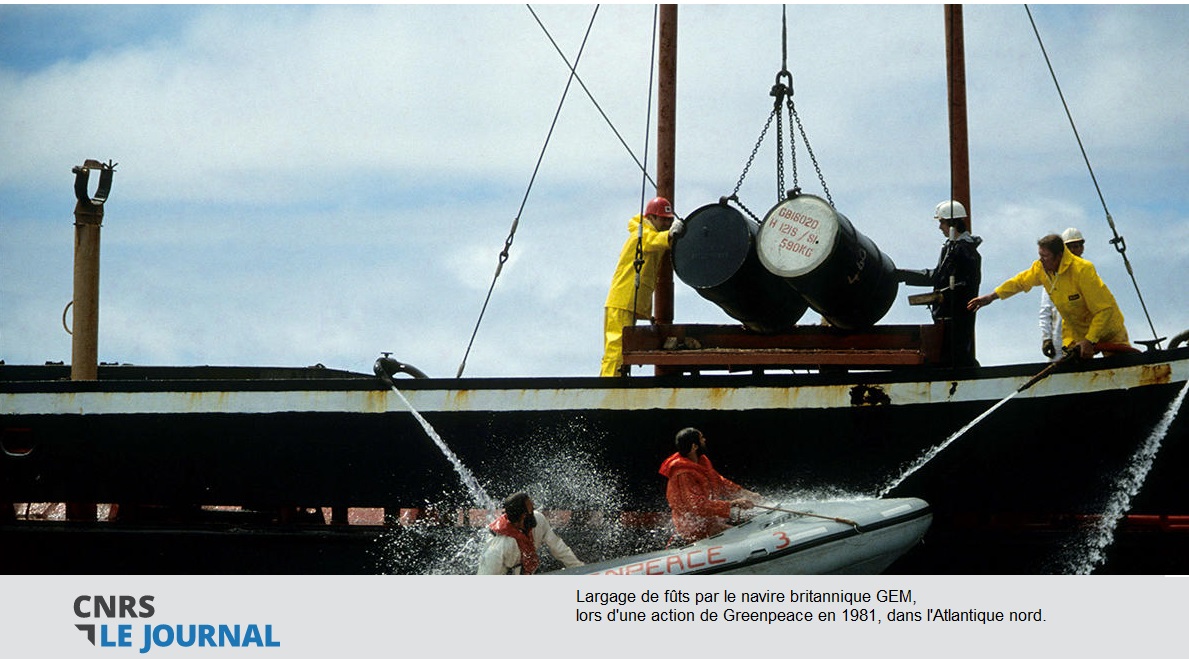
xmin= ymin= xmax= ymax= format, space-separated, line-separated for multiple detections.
xmin=622 ymin=323 xmax=944 ymax=373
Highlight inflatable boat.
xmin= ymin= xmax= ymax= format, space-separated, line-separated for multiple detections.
xmin=554 ymin=498 xmax=932 ymax=575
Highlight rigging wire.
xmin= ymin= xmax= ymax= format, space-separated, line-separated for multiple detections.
xmin=630 ymin=5 xmax=661 ymax=334
xmin=529 ymin=7 xmax=659 ymax=191
xmin=455 ymin=5 xmax=601 ymax=378
xmin=1025 ymin=5 xmax=1161 ymax=347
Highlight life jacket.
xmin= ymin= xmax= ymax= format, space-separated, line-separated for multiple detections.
xmin=489 ymin=514 xmax=539 ymax=575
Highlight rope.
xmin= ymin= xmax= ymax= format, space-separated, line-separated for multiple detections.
xmin=1025 ymin=5 xmax=1161 ymax=347
xmin=455 ymin=5 xmax=601 ymax=378
xmin=753 ymin=503 xmax=862 ymax=531
xmin=629 ymin=5 xmax=661 ymax=358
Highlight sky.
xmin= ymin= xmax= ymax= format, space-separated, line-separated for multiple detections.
xmin=1 ymin=4 xmax=1186 ymax=379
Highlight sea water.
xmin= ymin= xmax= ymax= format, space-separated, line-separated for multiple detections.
xmin=374 ymin=397 xmax=658 ymax=574
xmin=1059 ymin=379 xmax=1189 ymax=574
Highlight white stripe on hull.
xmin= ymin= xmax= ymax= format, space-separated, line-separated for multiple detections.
xmin=3 ymin=358 xmax=1182 ymax=416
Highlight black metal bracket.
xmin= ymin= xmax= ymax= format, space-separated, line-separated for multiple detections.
xmin=73 ymin=159 xmax=117 ymax=209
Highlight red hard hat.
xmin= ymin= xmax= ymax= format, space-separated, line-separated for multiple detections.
xmin=645 ymin=197 xmax=675 ymax=218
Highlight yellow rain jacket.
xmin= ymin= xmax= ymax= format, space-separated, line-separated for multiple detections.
xmin=604 ymin=214 xmax=672 ymax=317
xmin=994 ymin=251 xmax=1129 ymax=347
xmin=601 ymin=214 xmax=673 ymax=376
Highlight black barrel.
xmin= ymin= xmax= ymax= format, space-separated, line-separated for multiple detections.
xmin=755 ymin=194 xmax=898 ymax=330
xmin=673 ymin=202 xmax=810 ymax=333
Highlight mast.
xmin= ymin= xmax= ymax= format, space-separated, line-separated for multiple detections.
xmin=944 ymin=5 xmax=974 ymax=365
xmin=654 ymin=4 xmax=677 ymax=375
xmin=944 ymin=4 xmax=971 ymax=229
xmin=655 ymin=4 xmax=677 ymax=326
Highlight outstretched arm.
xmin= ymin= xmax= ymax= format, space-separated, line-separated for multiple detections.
xmin=896 ymin=269 xmax=934 ymax=287
xmin=967 ymin=292 xmax=999 ymax=311
xmin=535 ymin=512 xmax=584 ymax=568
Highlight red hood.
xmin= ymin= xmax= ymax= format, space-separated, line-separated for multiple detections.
xmin=659 ymin=452 xmax=708 ymax=479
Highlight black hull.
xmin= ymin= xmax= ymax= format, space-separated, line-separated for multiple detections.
xmin=3 ymin=348 xmax=1188 ymax=574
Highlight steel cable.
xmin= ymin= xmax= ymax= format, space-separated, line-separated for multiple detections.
xmin=1025 ymin=5 xmax=1161 ymax=347
xmin=456 ymin=5 xmax=601 ymax=378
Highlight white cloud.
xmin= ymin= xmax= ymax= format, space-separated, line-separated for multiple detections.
xmin=1 ymin=4 xmax=1185 ymax=376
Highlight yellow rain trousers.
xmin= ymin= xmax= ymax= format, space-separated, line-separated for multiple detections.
xmin=994 ymin=251 xmax=1129 ymax=348
xmin=601 ymin=214 xmax=672 ymax=376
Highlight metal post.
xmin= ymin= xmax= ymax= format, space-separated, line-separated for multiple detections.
xmin=71 ymin=214 xmax=102 ymax=382
xmin=70 ymin=160 xmax=114 ymax=382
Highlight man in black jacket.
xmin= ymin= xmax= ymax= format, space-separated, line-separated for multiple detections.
xmin=898 ymin=200 xmax=983 ymax=367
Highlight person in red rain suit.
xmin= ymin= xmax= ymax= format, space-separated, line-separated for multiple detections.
xmin=658 ymin=427 xmax=762 ymax=542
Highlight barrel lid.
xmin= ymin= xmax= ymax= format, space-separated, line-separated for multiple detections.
xmin=756 ymin=194 xmax=840 ymax=278
xmin=673 ymin=203 xmax=755 ymax=289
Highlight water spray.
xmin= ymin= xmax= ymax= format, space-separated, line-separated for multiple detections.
xmin=879 ymin=351 xmax=1078 ymax=496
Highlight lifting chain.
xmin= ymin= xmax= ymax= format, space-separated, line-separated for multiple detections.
xmin=632 ymin=217 xmax=645 ymax=316
xmin=729 ymin=6 xmax=833 ymax=215
xmin=729 ymin=105 xmax=778 ymax=206
xmin=774 ymin=72 xmax=790 ymax=201
xmin=784 ymin=89 xmax=833 ymax=207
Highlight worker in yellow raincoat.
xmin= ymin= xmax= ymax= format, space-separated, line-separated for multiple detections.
xmin=600 ymin=197 xmax=684 ymax=376
xmin=968 ymin=233 xmax=1130 ymax=358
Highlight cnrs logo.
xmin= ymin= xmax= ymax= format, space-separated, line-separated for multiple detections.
xmin=72 ymin=595 xmax=280 ymax=653
xmin=76 ymin=595 xmax=157 ymax=619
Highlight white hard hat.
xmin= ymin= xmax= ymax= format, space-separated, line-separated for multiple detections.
xmin=934 ymin=200 xmax=968 ymax=220
xmin=1061 ymin=227 xmax=1085 ymax=243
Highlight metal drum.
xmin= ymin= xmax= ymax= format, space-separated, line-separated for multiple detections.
xmin=756 ymin=194 xmax=898 ymax=330
xmin=673 ymin=202 xmax=809 ymax=334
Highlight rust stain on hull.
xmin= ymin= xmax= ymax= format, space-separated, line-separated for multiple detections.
xmin=449 ymin=389 xmax=474 ymax=407
xmin=363 ymin=390 xmax=390 ymax=414
xmin=1139 ymin=363 xmax=1173 ymax=387
xmin=704 ymin=387 xmax=729 ymax=409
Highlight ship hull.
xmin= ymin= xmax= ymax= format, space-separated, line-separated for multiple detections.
xmin=3 ymin=347 xmax=1188 ymax=574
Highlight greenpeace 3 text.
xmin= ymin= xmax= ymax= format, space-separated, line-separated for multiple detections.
xmin=573 ymin=587 xmax=1046 ymax=625
xmin=73 ymin=595 xmax=280 ymax=653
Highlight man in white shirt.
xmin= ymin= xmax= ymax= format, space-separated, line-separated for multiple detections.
xmin=477 ymin=492 xmax=584 ymax=575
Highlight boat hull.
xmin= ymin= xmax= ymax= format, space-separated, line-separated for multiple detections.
xmin=555 ymin=498 xmax=933 ymax=575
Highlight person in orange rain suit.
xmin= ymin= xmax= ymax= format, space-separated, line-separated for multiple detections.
xmin=968 ymin=233 xmax=1130 ymax=358
xmin=600 ymin=196 xmax=684 ymax=377
xmin=658 ymin=427 xmax=761 ymax=542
